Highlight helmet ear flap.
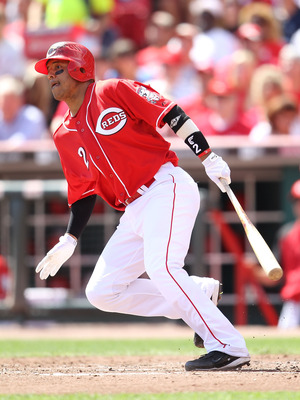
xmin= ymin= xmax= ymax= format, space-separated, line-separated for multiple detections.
xmin=68 ymin=59 xmax=93 ymax=82
xmin=68 ymin=60 xmax=82 ymax=81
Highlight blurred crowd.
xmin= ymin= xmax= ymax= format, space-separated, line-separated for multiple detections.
xmin=1 ymin=0 xmax=300 ymax=151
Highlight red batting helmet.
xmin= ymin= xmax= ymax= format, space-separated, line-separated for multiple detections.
xmin=34 ymin=41 xmax=95 ymax=82
xmin=290 ymin=180 xmax=300 ymax=200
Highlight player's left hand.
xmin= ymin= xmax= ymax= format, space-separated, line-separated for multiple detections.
xmin=202 ymin=152 xmax=231 ymax=192
xmin=35 ymin=233 xmax=77 ymax=280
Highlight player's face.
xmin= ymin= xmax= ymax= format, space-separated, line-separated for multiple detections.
xmin=46 ymin=60 xmax=79 ymax=102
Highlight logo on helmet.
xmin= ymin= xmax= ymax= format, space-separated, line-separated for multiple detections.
xmin=96 ymin=108 xmax=127 ymax=135
xmin=47 ymin=43 xmax=63 ymax=57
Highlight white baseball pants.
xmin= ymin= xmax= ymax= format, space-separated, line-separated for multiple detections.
xmin=86 ymin=162 xmax=249 ymax=357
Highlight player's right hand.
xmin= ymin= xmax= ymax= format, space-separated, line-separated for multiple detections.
xmin=36 ymin=233 xmax=77 ymax=280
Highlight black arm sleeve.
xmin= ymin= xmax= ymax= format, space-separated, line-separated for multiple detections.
xmin=163 ymin=105 xmax=190 ymax=133
xmin=66 ymin=195 xmax=97 ymax=239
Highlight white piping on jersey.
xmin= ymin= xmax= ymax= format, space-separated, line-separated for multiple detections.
xmin=156 ymin=101 xmax=176 ymax=131
xmin=90 ymin=154 xmax=106 ymax=178
xmin=81 ymin=188 xmax=95 ymax=196
xmin=85 ymin=83 xmax=131 ymax=198
xmin=62 ymin=120 xmax=77 ymax=131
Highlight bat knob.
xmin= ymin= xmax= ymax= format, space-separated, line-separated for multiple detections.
xmin=268 ymin=267 xmax=283 ymax=281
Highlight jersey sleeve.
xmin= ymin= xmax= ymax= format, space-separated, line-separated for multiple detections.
xmin=114 ymin=80 xmax=176 ymax=129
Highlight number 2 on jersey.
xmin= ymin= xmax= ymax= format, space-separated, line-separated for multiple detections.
xmin=78 ymin=147 xmax=89 ymax=169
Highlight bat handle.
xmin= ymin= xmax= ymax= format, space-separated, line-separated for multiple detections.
xmin=219 ymin=178 xmax=239 ymax=211
xmin=219 ymin=177 xmax=230 ymax=193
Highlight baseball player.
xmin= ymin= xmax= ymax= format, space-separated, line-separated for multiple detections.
xmin=35 ymin=41 xmax=250 ymax=371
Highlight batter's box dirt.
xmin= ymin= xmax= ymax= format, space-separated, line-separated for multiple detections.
xmin=0 ymin=355 xmax=299 ymax=394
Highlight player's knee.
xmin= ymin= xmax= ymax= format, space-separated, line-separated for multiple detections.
xmin=85 ymin=285 xmax=100 ymax=308
xmin=85 ymin=283 xmax=112 ymax=311
xmin=145 ymin=261 xmax=168 ymax=283
xmin=145 ymin=256 xmax=183 ymax=278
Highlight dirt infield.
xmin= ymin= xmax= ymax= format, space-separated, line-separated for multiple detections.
xmin=0 ymin=323 xmax=299 ymax=395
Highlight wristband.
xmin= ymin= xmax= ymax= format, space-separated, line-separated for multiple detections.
xmin=198 ymin=148 xmax=212 ymax=158
xmin=62 ymin=233 xmax=78 ymax=247
xmin=184 ymin=132 xmax=210 ymax=157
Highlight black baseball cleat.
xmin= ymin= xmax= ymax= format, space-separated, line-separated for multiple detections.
xmin=194 ymin=280 xmax=223 ymax=348
xmin=185 ymin=351 xmax=251 ymax=371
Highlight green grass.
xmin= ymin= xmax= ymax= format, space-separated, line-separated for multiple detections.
xmin=0 ymin=393 xmax=299 ymax=400
xmin=0 ymin=338 xmax=189 ymax=357
xmin=245 ymin=337 xmax=300 ymax=355
xmin=0 ymin=337 xmax=299 ymax=357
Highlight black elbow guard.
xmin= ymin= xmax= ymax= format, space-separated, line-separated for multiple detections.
xmin=163 ymin=105 xmax=190 ymax=133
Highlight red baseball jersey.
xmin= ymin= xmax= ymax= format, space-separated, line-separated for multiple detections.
xmin=53 ymin=79 xmax=178 ymax=210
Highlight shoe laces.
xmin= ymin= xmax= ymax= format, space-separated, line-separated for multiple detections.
xmin=199 ymin=351 xmax=223 ymax=360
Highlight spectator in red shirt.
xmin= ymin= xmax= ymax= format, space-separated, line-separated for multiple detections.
xmin=186 ymin=78 xmax=251 ymax=136
xmin=248 ymin=63 xmax=286 ymax=126
xmin=179 ymin=58 xmax=214 ymax=121
xmin=240 ymin=179 xmax=300 ymax=329
xmin=136 ymin=11 xmax=176 ymax=80
xmin=145 ymin=23 xmax=202 ymax=104
xmin=278 ymin=179 xmax=300 ymax=328
xmin=0 ymin=254 xmax=10 ymax=300
xmin=278 ymin=43 xmax=300 ymax=105
xmin=242 ymin=94 xmax=300 ymax=159
xmin=111 ymin=0 xmax=151 ymax=48
xmin=212 ymin=48 xmax=258 ymax=124
xmin=236 ymin=22 xmax=276 ymax=66
xmin=238 ymin=1 xmax=284 ymax=66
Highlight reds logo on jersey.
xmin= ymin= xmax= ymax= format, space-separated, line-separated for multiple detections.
xmin=96 ymin=107 xmax=127 ymax=135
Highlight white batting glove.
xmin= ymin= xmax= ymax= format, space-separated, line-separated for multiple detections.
xmin=202 ymin=152 xmax=231 ymax=192
xmin=36 ymin=233 xmax=77 ymax=280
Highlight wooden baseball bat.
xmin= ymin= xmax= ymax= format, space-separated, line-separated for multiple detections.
xmin=220 ymin=178 xmax=283 ymax=281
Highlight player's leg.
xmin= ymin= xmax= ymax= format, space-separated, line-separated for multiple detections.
xmin=85 ymin=199 xmax=219 ymax=318
xmin=85 ymin=211 xmax=181 ymax=318
xmin=140 ymin=164 xmax=249 ymax=358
